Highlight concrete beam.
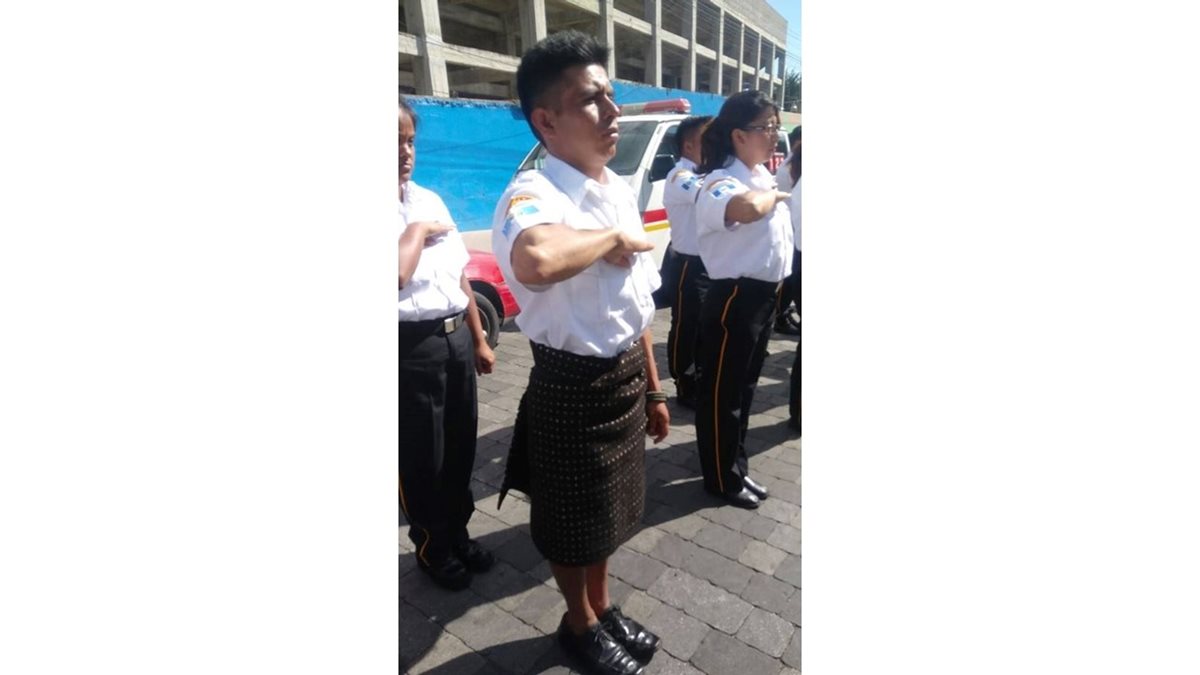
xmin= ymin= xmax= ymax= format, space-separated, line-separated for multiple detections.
xmin=447 ymin=67 xmax=515 ymax=85
xmin=438 ymin=3 xmax=504 ymax=33
xmin=643 ymin=0 xmax=661 ymax=86
xmin=598 ymin=0 xmax=617 ymax=74
xmin=736 ymin=22 xmax=745 ymax=91
xmin=710 ymin=6 xmax=723 ymax=94
xmin=404 ymin=0 xmax=450 ymax=97
xmin=398 ymin=31 xmax=419 ymax=56
xmin=683 ymin=0 xmax=697 ymax=90
xmin=612 ymin=8 xmax=651 ymax=35
xmin=441 ymin=43 xmax=521 ymax=71
xmin=519 ymin=0 xmax=547 ymax=49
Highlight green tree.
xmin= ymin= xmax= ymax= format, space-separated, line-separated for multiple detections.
xmin=783 ymin=70 xmax=801 ymax=113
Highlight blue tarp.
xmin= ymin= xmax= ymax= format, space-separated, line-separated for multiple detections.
xmin=409 ymin=82 xmax=727 ymax=232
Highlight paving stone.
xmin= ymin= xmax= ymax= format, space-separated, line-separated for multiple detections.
xmin=493 ymin=527 xmax=544 ymax=572
xmin=681 ymin=546 xmax=754 ymax=594
xmin=736 ymin=608 xmax=796 ymax=658
xmin=478 ymin=634 xmax=557 ymax=674
xmin=625 ymin=525 xmax=667 ymax=555
xmin=757 ymin=498 xmax=802 ymax=526
xmin=781 ymin=669 xmax=801 ymax=675
xmin=782 ymin=629 xmax=802 ymax=670
xmin=689 ymin=630 xmax=782 ymax=675
xmin=510 ymin=581 xmax=568 ymax=627
xmin=400 ymin=601 xmax=442 ymax=671
xmin=407 ymin=630 xmax=486 ymax=674
xmin=766 ymin=523 xmax=803 ymax=555
xmin=704 ymin=501 xmax=756 ymax=531
xmin=444 ymin=600 xmax=541 ymax=654
xmin=400 ymin=550 xmax=418 ymax=579
xmin=780 ymin=590 xmax=802 ymax=626
xmin=470 ymin=560 xmax=539 ymax=612
xmin=740 ymin=514 xmax=780 ymax=539
xmin=740 ymin=572 xmax=796 ymax=614
xmin=739 ymin=541 xmax=789 ymax=575
xmin=648 ymin=506 xmax=708 ymax=540
xmin=691 ymin=522 xmax=751 ymax=561
xmin=647 ymin=569 xmax=753 ymax=634
xmin=642 ymin=600 xmax=711 ymax=661
xmin=646 ymin=532 xmax=702 ymax=568
xmin=647 ymin=459 xmax=693 ymax=486
xmin=756 ymin=457 xmax=801 ymax=482
xmin=643 ymin=651 xmax=705 ymax=675
xmin=772 ymin=553 xmax=803 ymax=588
xmin=492 ymin=495 xmax=532 ymax=527
xmin=610 ymin=548 xmax=669 ymax=591
xmin=608 ymin=576 xmax=636 ymax=607
xmin=403 ymin=576 xmax=487 ymax=623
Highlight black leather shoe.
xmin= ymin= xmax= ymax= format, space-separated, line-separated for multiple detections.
xmin=743 ymin=476 xmax=769 ymax=500
xmin=705 ymin=486 xmax=760 ymax=510
xmin=418 ymin=555 xmax=472 ymax=591
xmin=787 ymin=417 xmax=801 ymax=434
xmin=599 ymin=606 xmax=659 ymax=662
xmin=452 ymin=539 xmax=494 ymax=574
xmin=557 ymin=616 xmax=644 ymax=675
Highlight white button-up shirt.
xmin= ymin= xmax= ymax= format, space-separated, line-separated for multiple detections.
xmin=398 ymin=181 xmax=469 ymax=322
xmin=491 ymin=154 xmax=661 ymax=358
xmin=791 ymin=176 xmax=801 ymax=252
xmin=663 ymin=157 xmax=703 ymax=256
xmin=775 ymin=153 xmax=796 ymax=191
xmin=695 ymin=158 xmax=793 ymax=282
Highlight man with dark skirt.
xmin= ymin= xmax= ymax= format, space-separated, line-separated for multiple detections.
xmin=491 ymin=31 xmax=669 ymax=675
xmin=662 ymin=114 xmax=712 ymax=410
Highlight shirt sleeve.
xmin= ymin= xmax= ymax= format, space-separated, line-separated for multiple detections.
xmin=663 ymin=167 xmax=703 ymax=207
xmin=695 ymin=174 xmax=750 ymax=234
xmin=492 ymin=183 xmax=563 ymax=293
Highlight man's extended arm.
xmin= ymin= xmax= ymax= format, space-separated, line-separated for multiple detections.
xmin=509 ymin=224 xmax=653 ymax=286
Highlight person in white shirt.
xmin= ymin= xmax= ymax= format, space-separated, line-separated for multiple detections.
xmin=661 ymin=114 xmax=712 ymax=409
xmin=692 ymin=90 xmax=793 ymax=510
xmin=774 ymin=125 xmax=802 ymax=191
xmin=397 ymin=96 xmax=496 ymax=592
xmin=491 ymin=31 xmax=665 ymax=675
xmin=772 ymin=125 xmax=802 ymax=334
xmin=785 ymin=142 xmax=802 ymax=433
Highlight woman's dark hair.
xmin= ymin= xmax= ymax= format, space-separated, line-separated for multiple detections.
xmin=398 ymin=94 xmax=419 ymax=131
xmin=698 ymin=90 xmax=778 ymax=174
xmin=788 ymin=131 xmax=801 ymax=184
xmin=674 ymin=115 xmax=712 ymax=156
xmin=516 ymin=31 xmax=609 ymax=143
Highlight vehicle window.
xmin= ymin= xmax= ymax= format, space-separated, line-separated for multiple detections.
xmin=517 ymin=120 xmax=663 ymax=176
xmin=654 ymin=124 xmax=680 ymax=164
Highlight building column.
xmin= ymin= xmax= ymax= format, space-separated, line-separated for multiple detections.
xmin=754 ymin=33 xmax=762 ymax=92
xmin=778 ymin=49 xmax=787 ymax=109
xmin=767 ymin=42 xmax=776 ymax=98
xmin=598 ymin=0 xmax=616 ymax=75
xmin=711 ymin=7 xmax=724 ymax=94
xmin=735 ymin=22 xmax=745 ymax=91
xmin=404 ymin=0 xmax=449 ymax=97
xmin=684 ymin=0 xmax=697 ymax=91
xmin=519 ymin=0 xmax=546 ymax=54
xmin=643 ymin=0 xmax=662 ymax=86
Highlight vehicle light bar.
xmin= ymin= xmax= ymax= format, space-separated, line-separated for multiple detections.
xmin=618 ymin=98 xmax=691 ymax=116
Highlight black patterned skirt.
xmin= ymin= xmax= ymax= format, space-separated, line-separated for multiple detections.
xmin=500 ymin=341 xmax=647 ymax=567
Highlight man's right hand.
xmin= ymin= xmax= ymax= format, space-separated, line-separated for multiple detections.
xmin=410 ymin=221 xmax=454 ymax=246
xmin=602 ymin=230 xmax=655 ymax=268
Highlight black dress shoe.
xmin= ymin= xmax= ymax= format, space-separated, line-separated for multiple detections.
xmin=599 ymin=606 xmax=660 ymax=662
xmin=452 ymin=539 xmax=494 ymax=574
xmin=787 ymin=416 xmax=801 ymax=434
xmin=418 ymin=555 xmax=472 ymax=591
xmin=557 ymin=616 xmax=644 ymax=675
xmin=705 ymin=486 xmax=760 ymax=510
xmin=742 ymin=476 xmax=769 ymax=500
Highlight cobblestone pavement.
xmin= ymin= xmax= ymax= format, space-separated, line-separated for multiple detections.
xmin=401 ymin=311 xmax=802 ymax=675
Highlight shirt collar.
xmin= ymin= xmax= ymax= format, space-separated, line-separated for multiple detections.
xmin=679 ymin=157 xmax=697 ymax=172
xmin=722 ymin=157 xmax=771 ymax=186
xmin=544 ymin=153 xmax=616 ymax=206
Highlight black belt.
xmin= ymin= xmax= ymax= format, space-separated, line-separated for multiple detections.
xmin=399 ymin=310 xmax=466 ymax=336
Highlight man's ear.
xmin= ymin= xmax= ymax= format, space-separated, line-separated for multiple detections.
xmin=531 ymin=108 xmax=555 ymax=142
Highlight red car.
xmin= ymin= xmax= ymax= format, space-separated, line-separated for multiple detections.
xmin=465 ymin=249 xmax=519 ymax=348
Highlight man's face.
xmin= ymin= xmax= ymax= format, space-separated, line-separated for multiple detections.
xmin=536 ymin=64 xmax=620 ymax=174
xmin=399 ymin=110 xmax=415 ymax=185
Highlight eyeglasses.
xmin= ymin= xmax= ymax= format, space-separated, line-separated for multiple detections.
xmin=742 ymin=124 xmax=781 ymax=135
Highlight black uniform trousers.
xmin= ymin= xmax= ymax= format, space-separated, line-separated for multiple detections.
xmin=788 ymin=250 xmax=801 ymax=423
xmin=398 ymin=313 xmax=478 ymax=567
xmin=694 ymin=277 xmax=779 ymax=495
xmin=666 ymin=253 xmax=709 ymax=402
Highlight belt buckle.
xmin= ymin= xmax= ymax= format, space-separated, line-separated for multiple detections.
xmin=443 ymin=316 xmax=457 ymax=334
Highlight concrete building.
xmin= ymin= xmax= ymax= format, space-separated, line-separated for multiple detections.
xmin=399 ymin=0 xmax=788 ymax=107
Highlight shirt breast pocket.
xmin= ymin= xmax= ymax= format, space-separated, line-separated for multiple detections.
xmin=572 ymin=263 xmax=611 ymax=322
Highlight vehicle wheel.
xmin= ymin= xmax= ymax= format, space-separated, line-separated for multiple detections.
xmin=473 ymin=291 xmax=501 ymax=349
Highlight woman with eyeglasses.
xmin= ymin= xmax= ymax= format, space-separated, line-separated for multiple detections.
xmin=692 ymin=90 xmax=794 ymax=510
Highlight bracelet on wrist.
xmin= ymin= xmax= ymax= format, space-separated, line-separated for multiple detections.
xmin=646 ymin=391 xmax=668 ymax=403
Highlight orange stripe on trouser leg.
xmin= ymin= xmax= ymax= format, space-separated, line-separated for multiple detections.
xmin=671 ymin=259 xmax=690 ymax=374
xmin=712 ymin=285 xmax=739 ymax=494
xmin=399 ymin=474 xmax=433 ymax=566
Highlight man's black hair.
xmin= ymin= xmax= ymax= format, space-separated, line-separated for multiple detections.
xmin=787 ymin=125 xmax=801 ymax=147
xmin=399 ymin=94 xmax=419 ymax=131
xmin=675 ymin=115 xmax=712 ymax=156
xmin=516 ymin=30 xmax=610 ymax=143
